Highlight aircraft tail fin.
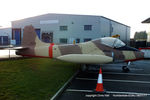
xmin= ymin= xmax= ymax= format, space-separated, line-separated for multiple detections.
xmin=16 ymin=25 xmax=49 ymax=56
xmin=21 ymin=25 xmax=42 ymax=47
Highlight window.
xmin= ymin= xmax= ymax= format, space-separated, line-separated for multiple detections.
xmin=76 ymin=38 xmax=80 ymax=43
xmin=60 ymin=26 xmax=68 ymax=31
xmin=100 ymin=37 xmax=125 ymax=48
xmin=84 ymin=25 xmax=92 ymax=31
xmin=60 ymin=38 xmax=68 ymax=44
xmin=42 ymin=32 xmax=53 ymax=43
xmin=84 ymin=38 xmax=91 ymax=42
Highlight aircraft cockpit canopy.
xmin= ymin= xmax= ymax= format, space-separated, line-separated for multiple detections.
xmin=100 ymin=37 xmax=126 ymax=48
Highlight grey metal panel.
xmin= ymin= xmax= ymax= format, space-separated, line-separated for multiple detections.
xmin=3 ymin=36 xmax=9 ymax=45
xmin=100 ymin=17 xmax=110 ymax=37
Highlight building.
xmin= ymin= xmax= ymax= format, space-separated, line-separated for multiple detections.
xmin=11 ymin=13 xmax=130 ymax=45
xmin=142 ymin=18 xmax=150 ymax=23
xmin=0 ymin=28 xmax=11 ymax=45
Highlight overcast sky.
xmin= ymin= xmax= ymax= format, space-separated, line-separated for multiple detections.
xmin=0 ymin=0 xmax=150 ymax=38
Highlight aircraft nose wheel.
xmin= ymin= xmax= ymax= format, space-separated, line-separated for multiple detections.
xmin=122 ymin=66 xmax=130 ymax=73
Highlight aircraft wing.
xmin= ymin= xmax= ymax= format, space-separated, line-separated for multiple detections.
xmin=56 ymin=54 xmax=113 ymax=64
xmin=0 ymin=46 xmax=28 ymax=50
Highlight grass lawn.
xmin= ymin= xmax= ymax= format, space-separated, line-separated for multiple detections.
xmin=0 ymin=58 xmax=79 ymax=100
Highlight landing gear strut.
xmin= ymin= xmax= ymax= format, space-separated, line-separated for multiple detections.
xmin=122 ymin=62 xmax=131 ymax=73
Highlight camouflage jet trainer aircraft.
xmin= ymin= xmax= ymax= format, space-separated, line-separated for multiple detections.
xmin=7 ymin=25 xmax=144 ymax=72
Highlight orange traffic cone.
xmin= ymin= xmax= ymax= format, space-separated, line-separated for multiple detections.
xmin=96 ymin=67 xmax=104 ymax=92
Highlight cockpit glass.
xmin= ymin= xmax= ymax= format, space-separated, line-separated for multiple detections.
xmin=100 ymin=37 xmax=125 ymax=48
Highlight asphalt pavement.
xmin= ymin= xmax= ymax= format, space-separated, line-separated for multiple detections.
xmin=58 ymin=60 xmax=150 ymax=100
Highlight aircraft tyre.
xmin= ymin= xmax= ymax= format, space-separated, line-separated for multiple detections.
xmin=122 ymin=66 xmax=130 ymax=73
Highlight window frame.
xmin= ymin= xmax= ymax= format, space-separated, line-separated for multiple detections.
xmin=84 ymin=25 xmax=92 ymax=31
xmin=59 ymin=38 xmax=68 ymax=44
xmin=84 ymin=38 xmax=92 ymax=42
xmin=60 ymin=26 xmax=68 ymax=31
xmin=76 ymin=38 xmax=80 ymax=43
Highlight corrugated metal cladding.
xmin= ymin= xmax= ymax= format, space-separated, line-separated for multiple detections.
xmin=0 ymin=36 xmax=9 ymax=45
xmin=0 ymin=28 xmax=11 ymax=45
xmin=11 ymin=14 xmax=130 ymax=45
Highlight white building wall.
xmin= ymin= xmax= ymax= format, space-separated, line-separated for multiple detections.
xmin=100 ymin=17 xmax=111 ymax=37
xmin=0 ymin=28 xmax=11 ymax=37
xmin=11 ymin=14 xmax=130 ymax=44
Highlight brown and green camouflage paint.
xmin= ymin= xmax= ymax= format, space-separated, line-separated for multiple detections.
xmin=17 ymin=25 xmax=144 ymax=63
